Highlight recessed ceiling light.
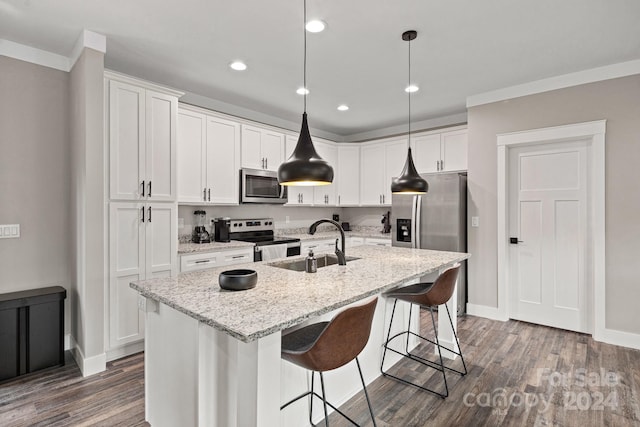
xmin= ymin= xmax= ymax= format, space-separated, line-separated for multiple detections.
xmin=305 ymin=20 xmax=326 ymax=33
xmin=229 ymin=61 xmax=247 ymax=71
xmin=337 ymin=105 xmax=349 ymax=111
xmin=405 ymin=85 xmax=419 ymax=93
xmin=296 ymin=87 xmax=310 ymax=95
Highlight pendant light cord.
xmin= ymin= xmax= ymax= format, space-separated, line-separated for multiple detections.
xmin=407 ymin=35 xmax=411 ymax=149
xmin=303 ymin=0 xmax=307 ymax=113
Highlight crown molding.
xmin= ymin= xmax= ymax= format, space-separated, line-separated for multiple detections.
xmin=0 ymin=30 xmax=106 ymax=72
xmin=467 ymin=59 xmax=640 ymax=108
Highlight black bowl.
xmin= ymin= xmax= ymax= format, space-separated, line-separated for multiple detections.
xmin=219 ymin=269 xmax=258 ymax=291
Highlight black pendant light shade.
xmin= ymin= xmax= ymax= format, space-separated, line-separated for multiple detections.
xmin=391 ymin=30 xmax=428 ymax=195
xmin=278 ymin=112 xmax=334 ymax=186
xmin=277 ymin=0 xmax=334 ymax=186
xmin=391 ymin=147 xmax=428 ymax=194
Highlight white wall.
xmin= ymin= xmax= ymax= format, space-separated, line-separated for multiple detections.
xmin=0 ymin=56 xmax=71 ymax=335
xmin=467 ymin=74 xmax=640 ymax=334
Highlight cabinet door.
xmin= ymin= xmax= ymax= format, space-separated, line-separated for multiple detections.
xmin=241 ymin=125 xmax=263 ymax=170
xmin=145 ymin=91 xmax=177 ymax=201
xmin=109 ymin=202 xmax=146 ymax=348
xmin=206 ymin=117 xmax=240 ymax=204
xmin=411 ymin=133 xmax=441 ymax=173
xmin=384 ymin=139 xmax=409 ymax=204
xmin=261 ymin=130 xmax=284 ymax=171
xmin=109 ymin=81 xmax=145 ymax=200
xmin=313 ymin=141 xmax=338 ymax=205
xmin=284 ymin=135 xmax=314 ymax=205
xmin=145 ymin=203 xmax=177 ymax=279
xmin=337 ymin=145 xmax=360 ymax=206
xmin=177 ymin=110 xmax=206 ymax=203
xmin=441 ymin=129 xmax=468 ymax=171
xmin=360 ymin=144 xmax=386 ymax=205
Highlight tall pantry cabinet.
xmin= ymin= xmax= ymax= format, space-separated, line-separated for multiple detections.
xmin=105 ymin=71 xmax=182 ymax=360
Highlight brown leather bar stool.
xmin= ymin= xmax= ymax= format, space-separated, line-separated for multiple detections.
xmin=380 ymin=264 xmax=466 ymax=398
xmin=281 ymin=297 xmax=378 ymax=427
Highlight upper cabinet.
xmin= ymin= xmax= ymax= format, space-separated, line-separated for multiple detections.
xmin=360 ymin=138 xmax=407 ymax=206
xmin=312 ymin=140 xmax=338 ymax=206
xmin=177 ymin=106 xmax=240 ymax=204
xmin=411 ymin=126 xmax=467 ymax=173
xmin=284 ymin=134 xmax=314 ymax=206
xmin=337 ymin=145 xmax=360 ymax=206
xmin=241 ymin=125 xmax=284 ymax=171
xmin=107 ymin=76 xmax=181 ymax=202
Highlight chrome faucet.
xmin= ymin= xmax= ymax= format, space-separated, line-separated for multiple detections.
xmin=309 ymin=218 xmax=347 ymax=265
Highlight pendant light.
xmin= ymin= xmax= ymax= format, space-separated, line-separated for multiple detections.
xmin=278 ymin=0 xmax=334 ymax=186
xmin=391 ymin=30 xmax=428 ymax=195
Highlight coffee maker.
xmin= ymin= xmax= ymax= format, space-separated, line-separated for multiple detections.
xmin=214 ymin=217 xmax=231 ymax=242
xmin=192 ymin=210 xmax=211 ymax=243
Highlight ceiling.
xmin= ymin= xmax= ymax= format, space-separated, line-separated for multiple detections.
xmin=2 ymin=0 xmax=640 ymax=139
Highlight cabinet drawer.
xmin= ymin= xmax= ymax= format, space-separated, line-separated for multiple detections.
xmin=364 ymin=238 xmax=391 ymax=247
xmin=180 ymin=248 xmax=253 ymax=273
xmin=301 ymin=239 xmax=335 ymax=254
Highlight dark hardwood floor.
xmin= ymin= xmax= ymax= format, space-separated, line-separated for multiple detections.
xmin=1 ymin=314 xmax=639 ymax=426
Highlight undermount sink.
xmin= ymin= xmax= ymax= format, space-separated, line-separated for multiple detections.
xmin=268 ymin=254 xmax=361 ymax=272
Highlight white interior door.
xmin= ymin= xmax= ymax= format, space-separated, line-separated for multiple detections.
xmin=508 ymin=140 xmax=589 ymax=333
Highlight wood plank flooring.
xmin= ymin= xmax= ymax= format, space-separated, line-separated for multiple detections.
xmin=0 ymin=314 xmax=638 ymax=426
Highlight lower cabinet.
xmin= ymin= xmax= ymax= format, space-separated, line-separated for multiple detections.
xmin=180 ymin=247 xmax=254 ymax=273
xmin=301 ymin=239 xmax=337 ymax=255
xmin=108 ymin=202 xmax=177 ymax=357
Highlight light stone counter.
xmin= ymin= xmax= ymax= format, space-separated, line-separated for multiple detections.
xmin=177 ymin=240 xmax=255 ymax=254
xmin=131 ymin=245 xmax=467 ymax=343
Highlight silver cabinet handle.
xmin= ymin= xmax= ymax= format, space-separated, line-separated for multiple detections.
xmin=379 ymin=195 xmax=382 ymax=204
xmin=148 ymin=181 xmax=152 ymax=197
xmin=141 ymin=206 xmax=145 ymax=222
xmin=265 ymin=158 xmax=268 ymax=169
xmin=148 ymin=206 xmax=151 ymax=222
xmin=208 ymin=188 xmax=211 ymax=201
xmin=195 ymin=259 xmax=210 ymax=264
xmin=232 ymin=255 xmax=245 ymax=259
xmin=141 ymin=181 xmax=145 ymax=197
xmin=338 ymin=195 xmax=341 ymax=205
xmin=203 ymin=188 xmax=207 ymax=201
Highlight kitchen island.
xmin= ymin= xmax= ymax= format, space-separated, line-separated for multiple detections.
xmin=131 ymin=245 xmax=469 ymax=427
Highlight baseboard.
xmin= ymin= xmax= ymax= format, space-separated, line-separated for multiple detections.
xmin=106 ymin=340 xmax=145 ymax=362
xmin=71 ymin=345 xmax=107 ymax=377
xmin=596 ymin=328 xmax=640 ymax=351
xmin=466 ymin=303 xmax=508 ymax=321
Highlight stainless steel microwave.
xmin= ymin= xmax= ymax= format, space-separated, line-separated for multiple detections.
xmin=240 ymin=168 xmax=288 ymax=204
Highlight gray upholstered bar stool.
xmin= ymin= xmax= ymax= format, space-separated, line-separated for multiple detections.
xmin=280 ymin=297 xmax=378 ymax=427
xmin=380 ymin=263 xmax=466 ymax=398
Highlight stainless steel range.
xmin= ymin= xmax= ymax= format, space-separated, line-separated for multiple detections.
xmin=228 ymin=218 xmax=301 ymax=262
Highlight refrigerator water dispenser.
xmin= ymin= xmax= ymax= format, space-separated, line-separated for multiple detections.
xmin=396 ymin=218 xmax=412 ymax=243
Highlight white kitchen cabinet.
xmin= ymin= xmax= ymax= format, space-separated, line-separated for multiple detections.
xmin=178 ymin=108 xmax=241 ymax=205
xmin=284 ymin=134 xmax=314 ymax=206
xmin=411 ymin=127 xmax=467 ymax=173
xmin=180 ymin=247 xmax=253 ymax=273
xmin=360 ymin=138 xmax=407 ymax=206
xmin=312 ymin=140 xmax=338 ymax=206
xmin=364 ymin=237 xmax=392 ymax=247
xmin=301 ymin=239 xmax=337 ymax=255
xmin=108 ymin=77 xmax=180 ymax=202
xmin=337 ymin=145 xmax=360 ymax=206
xmin=241 ymin=125 xmax=284 ymax=171
xmin=108 ymin=202 xmax=177 ymax=351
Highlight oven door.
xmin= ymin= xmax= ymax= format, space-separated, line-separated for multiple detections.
xmin=241 ymin=168 xmax=288 ymax=204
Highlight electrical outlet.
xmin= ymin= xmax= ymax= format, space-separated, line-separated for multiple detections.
xmin=0 ymin=224 xmax=20 ymax=239
xmin=471 ymin=216 xmax=479 ymax=227
xmin=210 ymin=218 xmax=216 ymax=225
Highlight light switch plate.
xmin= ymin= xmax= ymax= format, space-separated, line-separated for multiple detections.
xmin=471 ymin=217 xmax=479 ymax=227
xmin=0 ymin=224 xmax=20 ymax=238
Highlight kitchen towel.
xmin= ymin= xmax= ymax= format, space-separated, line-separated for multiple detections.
xmin=260 ymin=244 xmax=288 ymax=261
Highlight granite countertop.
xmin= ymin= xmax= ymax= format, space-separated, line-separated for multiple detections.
xmin=131 ymin=245 xmax=469 ymax=343
xmin=178 ymin=240 xmax=255 ymax=254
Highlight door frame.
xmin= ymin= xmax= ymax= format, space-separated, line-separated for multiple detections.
xmin=496 ymin=120 xmax=606 ymax=338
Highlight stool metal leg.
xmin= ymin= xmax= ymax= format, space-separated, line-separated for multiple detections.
xmin=356 ymin=357 xmax=377 ymax=427
xmin=309 ymin=372 xmax=315 ymax=426
xmin=428 ymin=306 xmax=449 ymax=397
xmin=380 ymin=299 xmax=398 ymax=372
xmin=444 ymin=304 xmax=467 ymax=375
xmin=319 ymin=372 xmax=330 ymax=427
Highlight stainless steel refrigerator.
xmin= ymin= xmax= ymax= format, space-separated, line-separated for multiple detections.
xmin=391 ymin=172 xmax=467 ymax=314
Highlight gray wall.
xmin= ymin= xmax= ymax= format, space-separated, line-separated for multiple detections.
xmin=69 ymin=48 xmax=106 ymax=359
xmin=467 ymin=74 xmax=640 ymax=334
xmin=0 ymin=56 xmax=72 ymax=335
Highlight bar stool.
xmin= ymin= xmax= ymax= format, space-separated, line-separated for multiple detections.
xmin=380 ymin=264 xmax=466 ymax=398
xmin=280 ymin=297 xmax=378 ymax=427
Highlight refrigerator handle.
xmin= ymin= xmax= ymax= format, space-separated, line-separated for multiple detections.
xmin=410 ymin=195 xmax=417 ymax=249
xmin=415 ymin=195 xmax=422 ymax=249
